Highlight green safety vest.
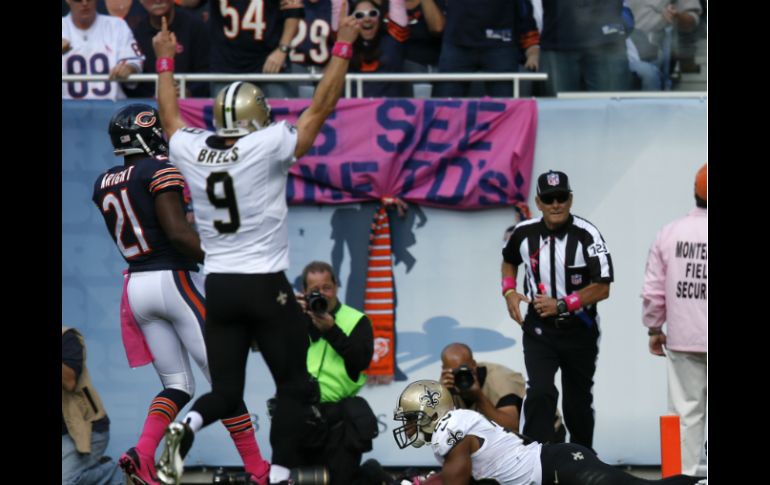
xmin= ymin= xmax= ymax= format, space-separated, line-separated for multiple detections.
xmin=307 ymin=304 xmax=368 ymax=402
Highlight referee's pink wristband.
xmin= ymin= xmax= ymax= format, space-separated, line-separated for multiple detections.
xmin=156 ymin=57 xmax=175 ymax=73
xmin=564 ymin=292 xmax=582 ymax=312
xmin=501 ymin=276 xmax=516 ymax=295
xmin=331 ymin=41 xmax=353 ymax=60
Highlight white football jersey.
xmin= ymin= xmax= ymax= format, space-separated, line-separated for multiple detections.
xmin=62 ymin=14 xmax=144 ymax=100
xmin=431 ymin=409 xmax=543 ymax=485
xmin=169 ymin=122 xmax=298 ymax=274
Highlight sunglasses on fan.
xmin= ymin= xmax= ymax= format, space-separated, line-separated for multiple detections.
xmin=353 ymin=8 xmax=380 ymax=19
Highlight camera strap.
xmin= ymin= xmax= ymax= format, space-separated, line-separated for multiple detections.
xmin=313 ymin=340 xmax=330 ymax=380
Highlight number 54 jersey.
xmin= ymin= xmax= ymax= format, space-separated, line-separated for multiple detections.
xmin=168 ymin=122 xmax=298 ymax=274
xmin=92 ymin=157 xmax=198 ymax=272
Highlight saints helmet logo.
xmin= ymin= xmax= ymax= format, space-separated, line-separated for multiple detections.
xmin=420 ymin=385 xmax=441 ymax=408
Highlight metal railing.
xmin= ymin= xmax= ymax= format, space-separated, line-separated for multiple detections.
xmin=557 ymin=91 xmax=707 ymax=99
xmin=61 ymin=72 xmax=549 ymax=99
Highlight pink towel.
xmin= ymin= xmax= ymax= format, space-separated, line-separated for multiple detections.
xmin=120 ymin=270 xmax=154 ymax=367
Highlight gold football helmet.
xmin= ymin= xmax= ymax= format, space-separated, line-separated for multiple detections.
xmin=393 ymin=380 xmax=454 ymax=449
xmin=213 ymin=82 xmax=272 ymax=137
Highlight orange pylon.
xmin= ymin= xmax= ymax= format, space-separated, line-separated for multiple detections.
xmin=660 ymin=415 xmax=682 ymax=477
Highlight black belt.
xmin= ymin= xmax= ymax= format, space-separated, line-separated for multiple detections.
xmin=538 ymin=315 xmax=582 ymax=329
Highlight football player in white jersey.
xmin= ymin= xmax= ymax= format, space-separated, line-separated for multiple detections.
xmin=149 ymin=5 xmax=361 ymax=484
xmin=393 ymin=380 xmax=704 ymax=485
xmin=62 ymin=0 xmax=144 ymax=100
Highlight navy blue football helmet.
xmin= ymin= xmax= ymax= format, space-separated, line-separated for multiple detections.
xmin=108 ymin=104 xmax=168 ymax=157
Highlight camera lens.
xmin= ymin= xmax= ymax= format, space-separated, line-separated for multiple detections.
xmin=452 ymin=365 xmax=475 ymax=391
xmin=291 ymin=466 xmax=329 ymax=485
xmin=307 ymin=290 xmax=328 ymax=314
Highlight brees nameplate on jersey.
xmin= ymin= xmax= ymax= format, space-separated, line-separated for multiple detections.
xmin=197 ymin=147 xmax=240 ymax=164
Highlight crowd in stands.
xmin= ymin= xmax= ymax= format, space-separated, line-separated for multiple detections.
xmin=62 ymin=0 xmax=707 ymax=98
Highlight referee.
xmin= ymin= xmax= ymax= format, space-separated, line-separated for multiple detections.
xmin=501 ymin=170 xmax=613 ymax=451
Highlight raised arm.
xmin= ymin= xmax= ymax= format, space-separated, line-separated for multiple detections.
xmin=152 ymin=16 xmax=185 ymax=140
xmin=388 ymin=0 xmax=409 ymax=27
xmin=294 ymin=0 xmax=360 ymax=158
xmin=419 ymin=0 xmax=445 ymax=35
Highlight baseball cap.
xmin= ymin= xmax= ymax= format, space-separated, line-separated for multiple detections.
xmin=537 ymin=170 xmax=572 ymax=196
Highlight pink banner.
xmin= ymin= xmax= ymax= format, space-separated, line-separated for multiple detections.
xmin=179 ymin=98 xmax=537 ymax=210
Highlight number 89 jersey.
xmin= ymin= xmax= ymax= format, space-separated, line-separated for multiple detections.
xmin=62 ymin=14 xmax=144 ymax=100
xmin=168 ymin=122 xmax=298 ymax=274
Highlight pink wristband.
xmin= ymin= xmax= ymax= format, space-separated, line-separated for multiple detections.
xmin=564 ymin=292 xmax=582 ymax=312
xmin=156 ymin=57 xmax=174 ymax=73
xmin=331 ymin=41 xmax=353 ymax=60
xmin=501 ymin=276 xmax=516 ymax=295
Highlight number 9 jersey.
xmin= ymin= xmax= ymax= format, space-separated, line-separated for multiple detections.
xmin=168 ymin=122 xmax=298 ymax=274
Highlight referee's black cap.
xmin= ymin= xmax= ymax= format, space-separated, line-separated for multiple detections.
xmin=537 ymin=170 xmax=572 ymax=196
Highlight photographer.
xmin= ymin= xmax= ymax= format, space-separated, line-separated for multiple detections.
xmin=440 ymin=343 xmax=565 ymax=441
xmin=296 ymin=261 xmax=379 ymax=485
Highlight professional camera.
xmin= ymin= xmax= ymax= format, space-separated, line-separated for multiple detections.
xmin=306 ymin=290 xmax=328 ymax=314
xmin=452 ymin=365 xmax=475 ymax=391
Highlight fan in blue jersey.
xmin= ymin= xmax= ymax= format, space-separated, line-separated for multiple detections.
xmin=208 ymin=0 xmax=306 ymax=98
xmin=402 ymin=0 xmax=445 ymax=97
xmin=434 ymin=0 xmax=541 ymax=98
xmin=93 ymin=104 xmax=271 ymax=485
xmin=288 ymin=0 xmax=338 ymax=70
xmin=287 ymin=0 xmax=339 ymax=97
xmin=393 ymin=380 xmax=705 ymax=485
xmin=128 ymin=0 xmax=211 ymax=98
xmin=538 ymin=0 xmax=632 ymax=96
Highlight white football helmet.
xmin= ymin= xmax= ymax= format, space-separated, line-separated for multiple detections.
xmin=393 ymin=380 xmax=454 ymax=449
xmin=213 ymin=82 xmax=272 ymax=137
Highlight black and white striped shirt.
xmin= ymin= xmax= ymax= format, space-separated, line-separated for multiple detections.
xmin=502 ymin=214 xmax=613 ymax=319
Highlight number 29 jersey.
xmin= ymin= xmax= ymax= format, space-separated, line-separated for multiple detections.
xmin=168 ymin=122 xmax=298 ymax=274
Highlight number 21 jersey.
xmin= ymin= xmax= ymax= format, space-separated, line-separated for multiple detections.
xmin=92 ymin=158 xmax=198 ymax=272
